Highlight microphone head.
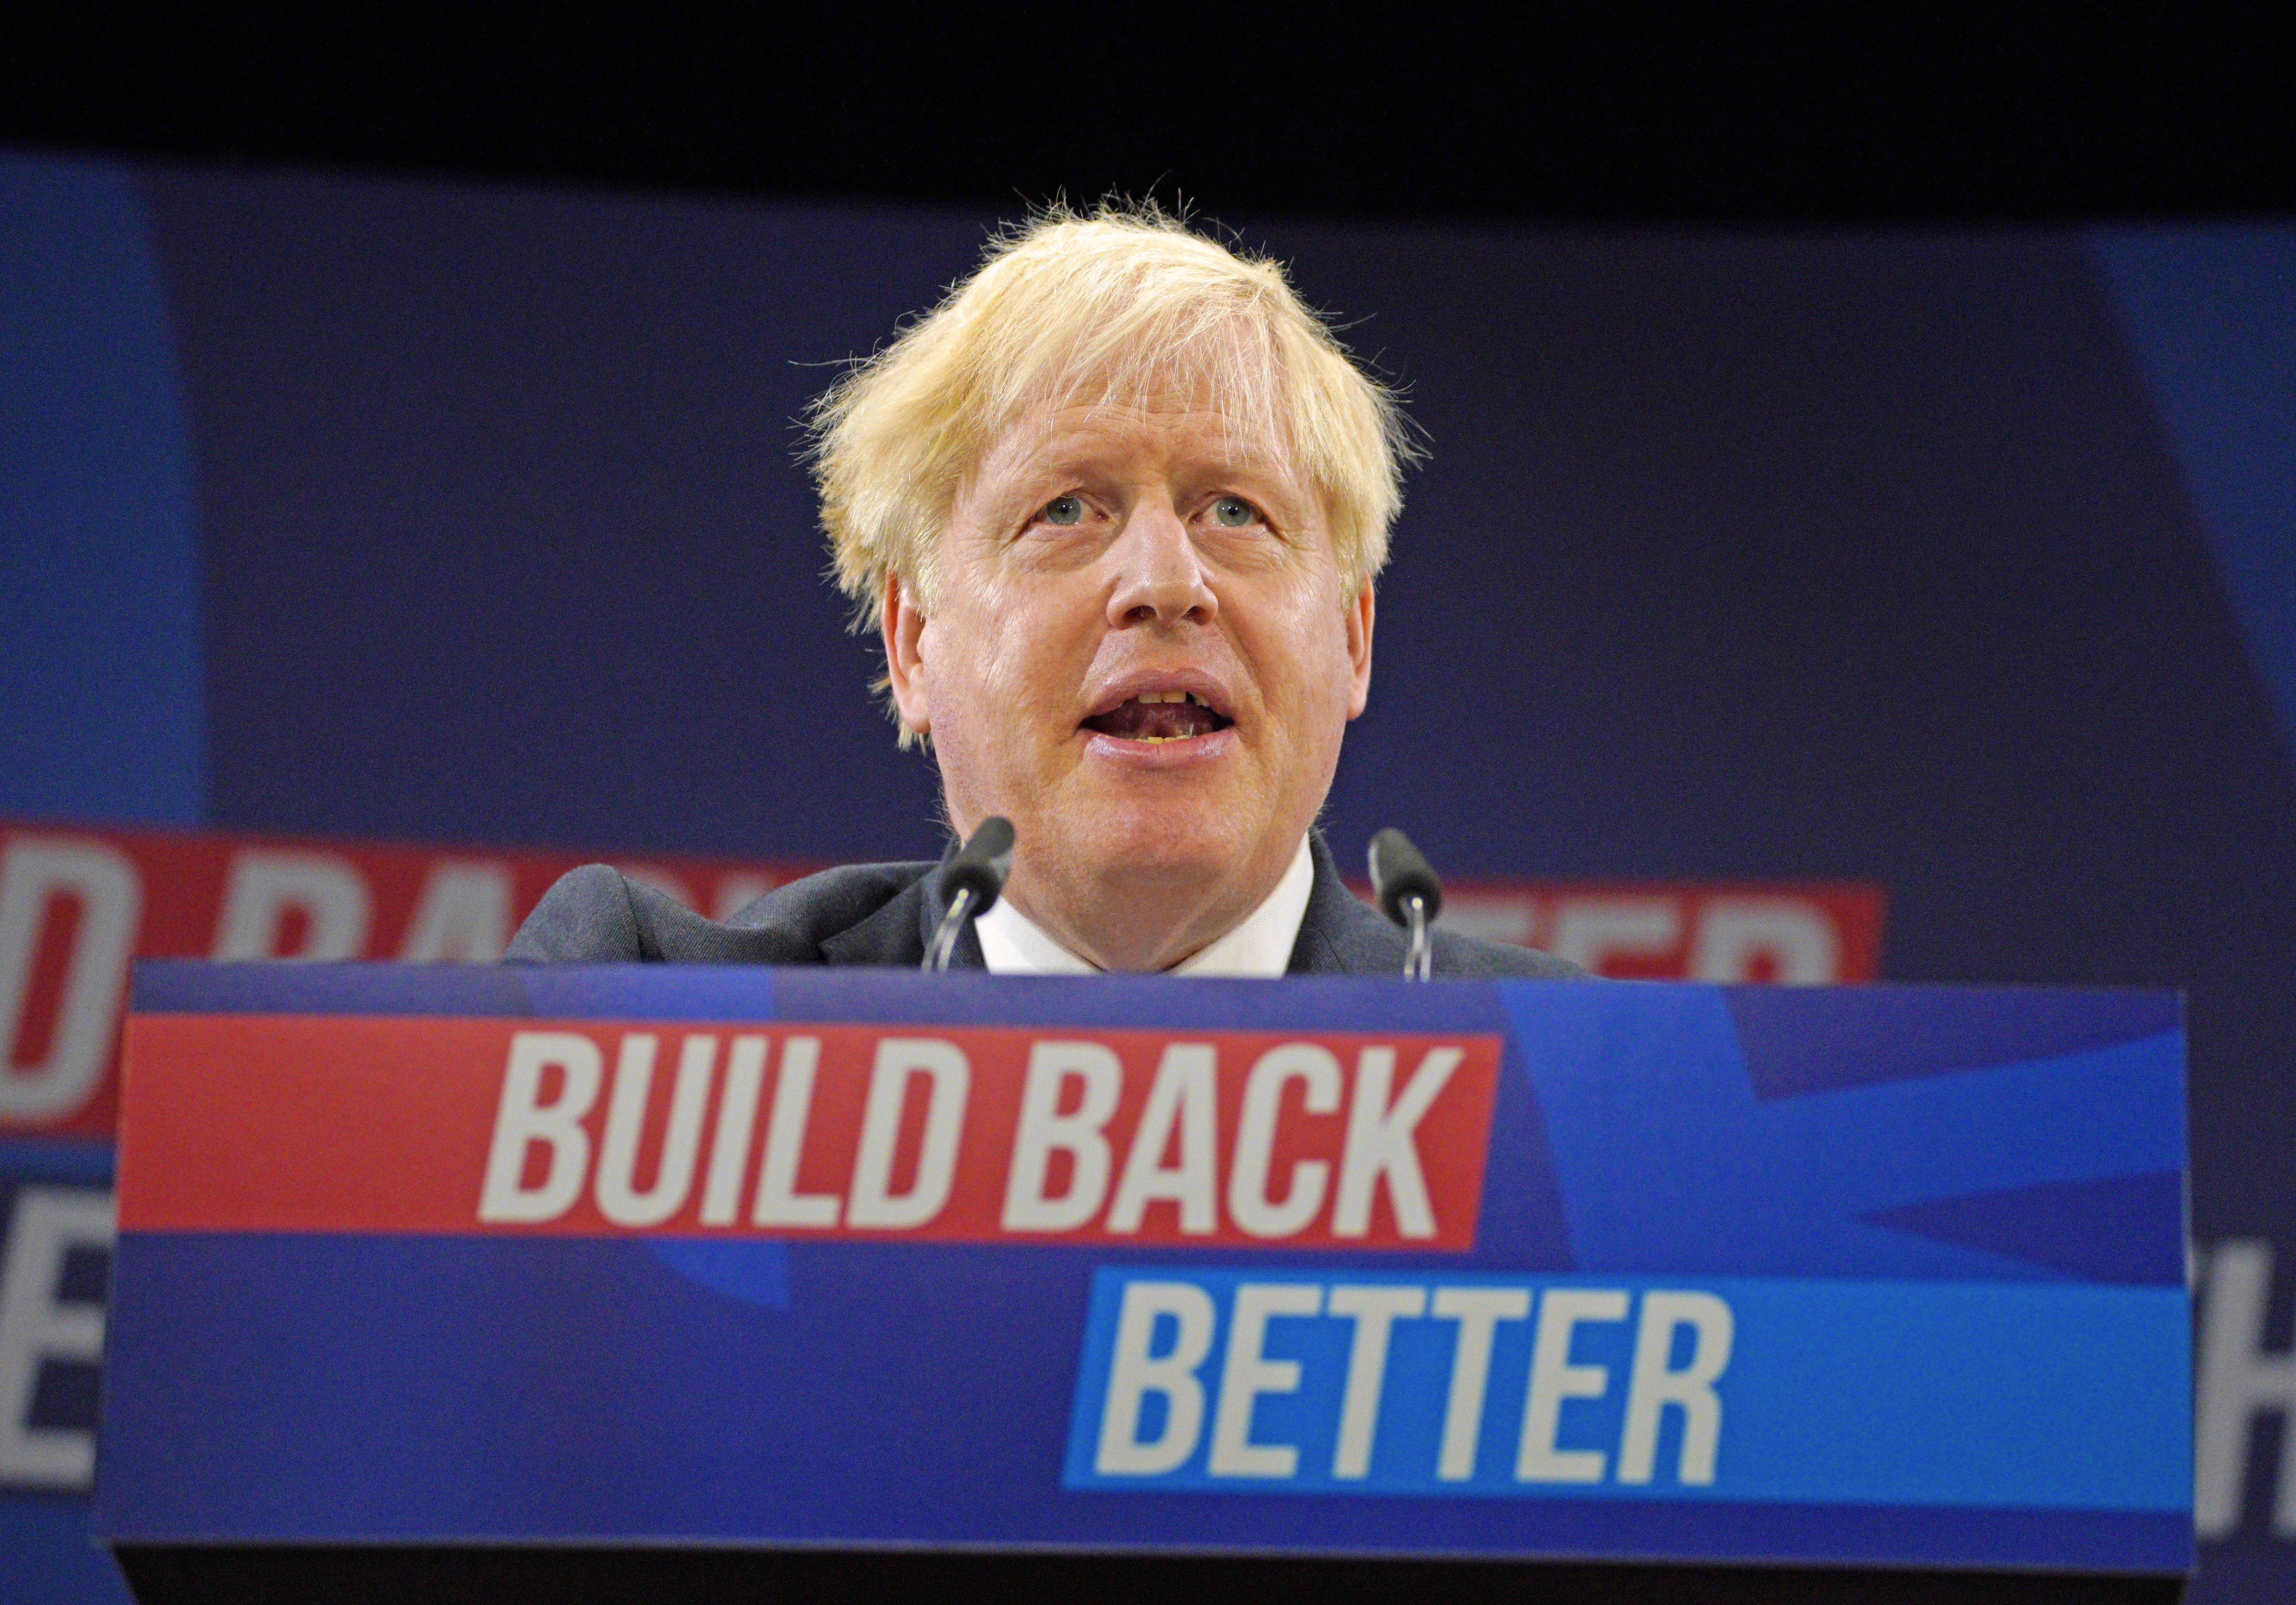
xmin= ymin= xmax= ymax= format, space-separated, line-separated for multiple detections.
xmin=1368 ymin=827 xmax=1443 ymax=926
xmin=942 ymin=815 xmax=1016 ymax=913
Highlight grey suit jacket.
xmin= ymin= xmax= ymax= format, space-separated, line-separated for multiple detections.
xmin=506 ymin=833 xmax=1584 ymax=980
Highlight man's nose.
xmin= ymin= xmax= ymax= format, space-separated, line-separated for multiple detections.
xmin=1106 ymin=503 xmax=1217 ymax=628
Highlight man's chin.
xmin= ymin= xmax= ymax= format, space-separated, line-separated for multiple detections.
xmin=1036 ymin=740 xmax=1290 ymax=888
xmin=1064 ymin=801 xmax=1258 ymax=888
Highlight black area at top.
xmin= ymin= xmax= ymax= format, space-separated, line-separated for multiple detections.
xmin=7 ymin=10 xmax=2294 ymax=221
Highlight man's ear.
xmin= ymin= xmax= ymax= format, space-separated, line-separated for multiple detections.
xmin=880 ymin=572 xmax=931 ymax=736
xmin=1344 ymin=579 xmax=1376 ymax=720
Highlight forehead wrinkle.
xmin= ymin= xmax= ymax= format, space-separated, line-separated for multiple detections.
xmin=979 ymin=399 xmax=1298 ymax=500
xmin=1002 ymin=318 xmax=1290 ymax=453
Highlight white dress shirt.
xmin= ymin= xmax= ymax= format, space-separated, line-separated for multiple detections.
xmin=974 ymin=835 xmax=1314 ymax=977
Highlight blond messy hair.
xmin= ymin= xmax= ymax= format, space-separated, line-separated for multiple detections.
xmin=806 ymin=202 xmax=1418 ymax=639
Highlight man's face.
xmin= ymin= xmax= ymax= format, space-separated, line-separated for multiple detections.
xmin=883 ymin=392 xmax=1373 ymax=967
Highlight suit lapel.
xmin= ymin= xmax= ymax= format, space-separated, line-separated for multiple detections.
xmin=818 ymin=859 xmax=986 ymax=969
xmin=1287 ymin=833 xmax=1403 ymax=976
xmin=819 ymin=873 xmax=931 ymax=967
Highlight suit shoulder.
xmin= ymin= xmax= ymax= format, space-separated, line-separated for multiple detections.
xmin=506 ymin=860 xmax=937 ymax=965
xmin=1432 ymin=927 xmax=1589 ymax=980
xmin=722 ymin=862 xmax=935 ymax=941
xmin=504 ymin=863 xmax=644 ymax=961
xmin=1293 ymin=852 xmax=1586 ymax=980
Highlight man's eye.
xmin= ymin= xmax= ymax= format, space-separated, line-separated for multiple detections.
xmin=1040 ymin=495 xmax=1086 ymax=526
xmin=1211 ymin=496 xmax=1258 ymax=528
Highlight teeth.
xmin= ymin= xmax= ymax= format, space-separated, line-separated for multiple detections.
xmin=1128 ymin=690 xmax=1209 ymax=706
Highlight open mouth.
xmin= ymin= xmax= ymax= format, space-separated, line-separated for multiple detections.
xmin=1081 ymin=691 xmax=1235 ymax=744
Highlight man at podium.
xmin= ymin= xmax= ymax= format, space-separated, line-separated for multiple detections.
xmin=511 ymin=207 xmax=1576 ymax=982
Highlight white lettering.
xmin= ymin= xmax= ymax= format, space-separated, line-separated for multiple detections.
xmin=1107 ymin=1044 xmax=1218 ymax=1235
xmin=0 ymin=1186 xmax=114 ymax=1488
xmin=1688 ymin=899 xmax=1839 ymax=984
xmin=1547 ymin=897 xmax=1678 ymax=975
xmin=698 ymin=1035 xmax=767 ymax=1226
xmin=1617 ymin=1290 xmax=1733 ymax=1484
xmin=846 ymin=1038 xmax=969 ymax=1229
xmin=1334 ymin=1045 xmax=1460 ymax=1238
xmin=2197 ymin=1239 xmax=2296 ymax=1537
xmin=1328 ymin=1283 xmax=1427 ymax=1478
xmin=752 ymin=1036 xmax=839 ymax=1227
xmin=478 ymin=1031 xmax=603 ymax=1223
xmin=1208 ymin=1282 xmax=1322 ymax=1477
xmin=1095 ymin=1280 xmax=1216 ymax=1475
xmin=1227 ymin=1044 xmax=1339 ymax=1239
xmin=1518 ymin=1288 xmax=1628 ymax=1483
xmin=0 ymin=837 xmax=140 ymax=1122
xmin=399 ymin=861 xmax=513 ymax=962
xmin=1002 ymin=1042 xmax=1122 ymax=1232
xmin=212 ymin=849 xmax=370 ymax=960
xmin=1431 ymin=1285 xmax=1529 ymax=1480
xmin=594 ymin=1034 xmax=715 ymax=1228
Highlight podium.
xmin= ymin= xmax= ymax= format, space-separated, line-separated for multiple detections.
xmin=94 ymin=963 xmax=2192 ymax=1601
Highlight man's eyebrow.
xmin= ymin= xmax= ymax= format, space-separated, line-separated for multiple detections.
xmin=984 ymin=408 xmax=1301 ymax=487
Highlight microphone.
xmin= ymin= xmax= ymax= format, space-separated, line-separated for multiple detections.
xmin=924 ymin=816 xmax=1016 ymax=973
xmin=1368 ymin=827 xmax=1442 ymax=981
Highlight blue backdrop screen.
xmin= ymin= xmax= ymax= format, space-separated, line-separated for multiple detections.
xmin=1 ymin=151 xmax=2291 ymax=1600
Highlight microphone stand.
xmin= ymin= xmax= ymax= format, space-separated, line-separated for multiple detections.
xmin=1368 ymin=827 xmax=1444 ymax=982
xmin=923 ymin=816 xmax=1016 ymax=972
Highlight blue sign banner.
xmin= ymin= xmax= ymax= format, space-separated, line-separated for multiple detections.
xmin=1063 ymin=1270 xmax=2189 ymax=1511
xmin=94 ymin=966 xmax=2192 ymax=1578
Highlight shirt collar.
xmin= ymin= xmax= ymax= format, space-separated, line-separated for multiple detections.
xmin=974 ymin=835 xmax=1315 ymax=977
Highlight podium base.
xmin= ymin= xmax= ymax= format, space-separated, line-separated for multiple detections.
xmin=114 ymin=1543 xmax=2183 ymax=1604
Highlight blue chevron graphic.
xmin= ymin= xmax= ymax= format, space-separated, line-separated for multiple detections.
xmin=1500 ymin=983 xmax=2186 ymax=1283
xmin=645 ymin=1238 xmax=790 ymax=1308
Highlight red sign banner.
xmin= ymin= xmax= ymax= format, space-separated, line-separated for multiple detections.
xmin=1418 ymin=880 xmax=1887 ymax=985
xmin=3 ymin=821 xmax=1887 ymax=1140
xmin=2 ymin=823 xmax=810 ymax=1138
xmin=118 ymin=1014 xmax=1502 ymax=1251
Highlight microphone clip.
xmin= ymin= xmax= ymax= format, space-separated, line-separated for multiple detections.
xmin=924 ymin=816 xmax=1016 ymax=973
xmin=1368 ymin=828 xmax=1443 ymax=982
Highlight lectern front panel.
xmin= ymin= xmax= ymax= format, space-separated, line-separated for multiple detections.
xmin=94 ymin=964 xmax=2192 ymax=1599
